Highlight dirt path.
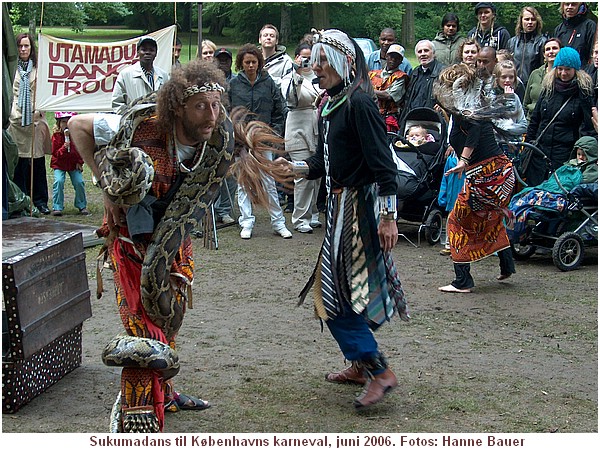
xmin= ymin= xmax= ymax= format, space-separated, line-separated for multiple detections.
xmin=2 ymin=213 xmax=597 ymax=434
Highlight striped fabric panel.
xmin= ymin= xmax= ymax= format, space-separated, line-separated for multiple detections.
xmin=320 ymin=196 xmax=339 ymax=318
xmin=347 ymin=191 xmax=370 ymax=315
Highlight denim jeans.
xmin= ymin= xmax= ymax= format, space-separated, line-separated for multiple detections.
xmin=52 ymin=169 xmax=87 ymax=211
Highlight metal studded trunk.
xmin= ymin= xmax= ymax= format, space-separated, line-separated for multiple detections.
xmin=2 ymin=232 xmax=92 ymax=413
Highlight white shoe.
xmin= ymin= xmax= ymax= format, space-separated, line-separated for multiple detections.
xmin=309 ymin=220 xmax=323 ymax=228
xmin=295 ymin=224 xmax=313 ymax=234
xmin=274 ymin=227 xmax=293 ymax=239
xmin=240 ymin=228 xmax=252 ymax=239
xmin=219 ymin=214 xmax=235 ymax=224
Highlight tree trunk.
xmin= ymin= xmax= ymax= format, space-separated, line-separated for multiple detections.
xmin=311 ymin=3 xmax=329 ymax=30
xmin=181 ymin=3 xmax=192 ymax=33
xmin=208 ymin=16 xmax=226 ymax=37
xmin=280 ymin=3 xmax=291 ymax=45
xmin=401 ymin=2 xmax=415 ymax=50
xmin=28 ymin=3 xmax=36 ymax=38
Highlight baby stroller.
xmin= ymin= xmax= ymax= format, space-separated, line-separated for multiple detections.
xmin=389 ymin=107 xmax=447 ymax=246
xmin=507 ymin=144 xmax=598 ymax=271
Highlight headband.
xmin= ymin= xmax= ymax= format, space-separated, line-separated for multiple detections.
xmin=183 ymin=82 xmax=225 ymax=100
xmin=311 ymin=28 xmax=356 ymax=61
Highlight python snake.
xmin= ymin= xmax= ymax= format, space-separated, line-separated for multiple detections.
xmin=96 ymin=91 xmax=233 ymax=379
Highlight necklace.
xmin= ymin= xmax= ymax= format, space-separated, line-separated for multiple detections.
xmin=321 ymin=85 xmax=350 ymax=117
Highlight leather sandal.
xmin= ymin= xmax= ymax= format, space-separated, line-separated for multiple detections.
xmin=325 ymin=363 xmax=367 ymax=385
xmin=165 ymin=392 xmax=211 ymax=412
xmin=353 ymin=368 xmax=398 ymax=409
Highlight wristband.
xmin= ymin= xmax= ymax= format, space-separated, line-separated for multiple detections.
xmin=378 ymin=194 xmax=397 ymax=220
xmin=460 ymin=155 xmax=471 ymax=164
xmin=291 ymin=161 xmax=309 ymax=176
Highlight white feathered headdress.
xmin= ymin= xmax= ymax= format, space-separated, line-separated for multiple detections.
xmin=434 ymin=64 xmax=517 ymax=121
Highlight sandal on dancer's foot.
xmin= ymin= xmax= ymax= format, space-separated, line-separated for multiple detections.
xmin=497 ymin=273 xmax=511 ymax=281
xmin=438 ymin=284 xmax=472 ymax=293
xmin=166 ymin=393 xmax=211 ymax=412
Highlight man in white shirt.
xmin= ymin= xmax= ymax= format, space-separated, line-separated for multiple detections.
xmin=112 ymin=36 xmax=169 ymax=113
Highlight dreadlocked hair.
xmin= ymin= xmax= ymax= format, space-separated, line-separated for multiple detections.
xmin=228 ymin=107 xmax=295 ymax=208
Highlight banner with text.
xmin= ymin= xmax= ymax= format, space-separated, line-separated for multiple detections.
xmin=36 ymin=25 xmax=176 ymax=112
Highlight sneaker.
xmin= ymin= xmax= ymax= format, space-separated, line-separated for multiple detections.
xmin=310 ymin=220 xmax=323 ymax=229
xmin=274 ymin=227 xmax=292 ymax=239
xmin=240 ymin=228 xmax=252 ymax=239
xmin=191 ymin=230 xmax=203 ymax=238
xmin=79 ymin=208 xmax=91 ymax=216
xmin=219 ymin=214 xmax=235 ymax=224
xmin=51 ymin=210 xmax=63 ymax=216
xmin=295 ymin=224 xmax=313 ymax=234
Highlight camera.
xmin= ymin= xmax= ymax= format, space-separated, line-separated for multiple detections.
xmin=301 ymin=57 xmax=310 ymax=68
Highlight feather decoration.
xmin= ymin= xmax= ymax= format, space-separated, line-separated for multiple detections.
xmin=228 ymin=107 xmax=295 ymax=209
xmin=433 ymin=64 xmax=518 ymax=122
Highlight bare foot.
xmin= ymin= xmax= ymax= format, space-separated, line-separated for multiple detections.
xmin=438 ymin=284 xmax=472 ymax=293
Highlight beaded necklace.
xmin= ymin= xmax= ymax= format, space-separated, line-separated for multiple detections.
xmin=321 ymin=85 xmax=350 ymax=117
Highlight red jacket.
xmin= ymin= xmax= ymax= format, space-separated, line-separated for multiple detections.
xmin=51 ymin=132 xmax=84 ymax=171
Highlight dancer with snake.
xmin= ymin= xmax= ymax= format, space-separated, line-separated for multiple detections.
xmin=69 ymin=59 xmax=291 ymax=432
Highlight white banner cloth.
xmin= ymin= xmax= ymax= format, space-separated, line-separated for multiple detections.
xmin=36 ymin=25 xmax=176 ymax=112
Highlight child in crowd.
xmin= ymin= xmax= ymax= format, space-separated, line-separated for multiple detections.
xmin=407 ymin=125 xmax=435 ymax=146
xmin=396 ymin=125 xmax=435 ymax=148
xmin=50 ymin=111 xmax=90 ymax=216
xmin=438 ymin=149 xmax=466 ymax=255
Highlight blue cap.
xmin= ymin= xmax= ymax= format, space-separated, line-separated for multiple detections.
xmin=553 ymin=47 xmax=581 ymax=70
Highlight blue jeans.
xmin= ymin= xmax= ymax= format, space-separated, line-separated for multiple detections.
xmin=325 ymin=309 xmax=379 ymax=364
xmin=52 ymin=169 xmax=87 ymax=211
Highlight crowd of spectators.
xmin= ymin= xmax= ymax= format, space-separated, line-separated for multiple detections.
xmin=5 ymin=2 xmax=598 ymax=244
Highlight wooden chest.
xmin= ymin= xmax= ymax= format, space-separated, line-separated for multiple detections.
xmin=2 ymin=231 xmax=92 ymax=413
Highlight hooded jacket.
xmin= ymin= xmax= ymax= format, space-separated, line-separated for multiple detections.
xmin=507 ymin=32 xmax=548 ymax=87
xmin=525 ymin=78 xmax=596 ymax=185
xmin=262 ymin=45 xmax=294 ymax=87
xmin=467 ymin=23 xmax=511 ymax=50
xmin=553 ymin=6 xmax=597 ymax=66
xmin=432 ymin=31 xmax=466 ymax=66
xmin=567 ymin=136 xmax=598 ymax=184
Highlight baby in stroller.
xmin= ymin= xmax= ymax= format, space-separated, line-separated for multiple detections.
xmin=395 ymin=125 xmax=436 ymax=148
xmin=389 ymin=107 xmax=447 ymax=244
xmin=507 ymin=136 xmax=598 ymax=270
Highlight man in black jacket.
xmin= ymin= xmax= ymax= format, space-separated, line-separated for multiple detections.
xmin=398 ymin=40 xmax=445 ymax=128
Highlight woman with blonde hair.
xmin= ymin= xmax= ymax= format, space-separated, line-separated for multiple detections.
xmin=506 ymin=6 xmax=547 ymax=87
xmin=198 ymin=39 xmax=217 ymax=61
xmin=524 ymin=46 xmax=595 ymax=186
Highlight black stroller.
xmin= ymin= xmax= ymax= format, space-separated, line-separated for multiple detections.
xmin=388 ymin=107 xmax=447 ymax=246
xmin=506 ymin=142 xmax=598 ymax=271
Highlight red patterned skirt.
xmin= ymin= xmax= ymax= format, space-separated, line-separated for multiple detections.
xmin=447 ymin=154 xmax=515 ymax=263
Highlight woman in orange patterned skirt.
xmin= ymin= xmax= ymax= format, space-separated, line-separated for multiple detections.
xmin=434 ymin=64 xmax=516 ymax=293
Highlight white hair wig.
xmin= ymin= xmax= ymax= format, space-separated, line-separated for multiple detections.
xmin=311 ymin=42 xmax=352 ymax=84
